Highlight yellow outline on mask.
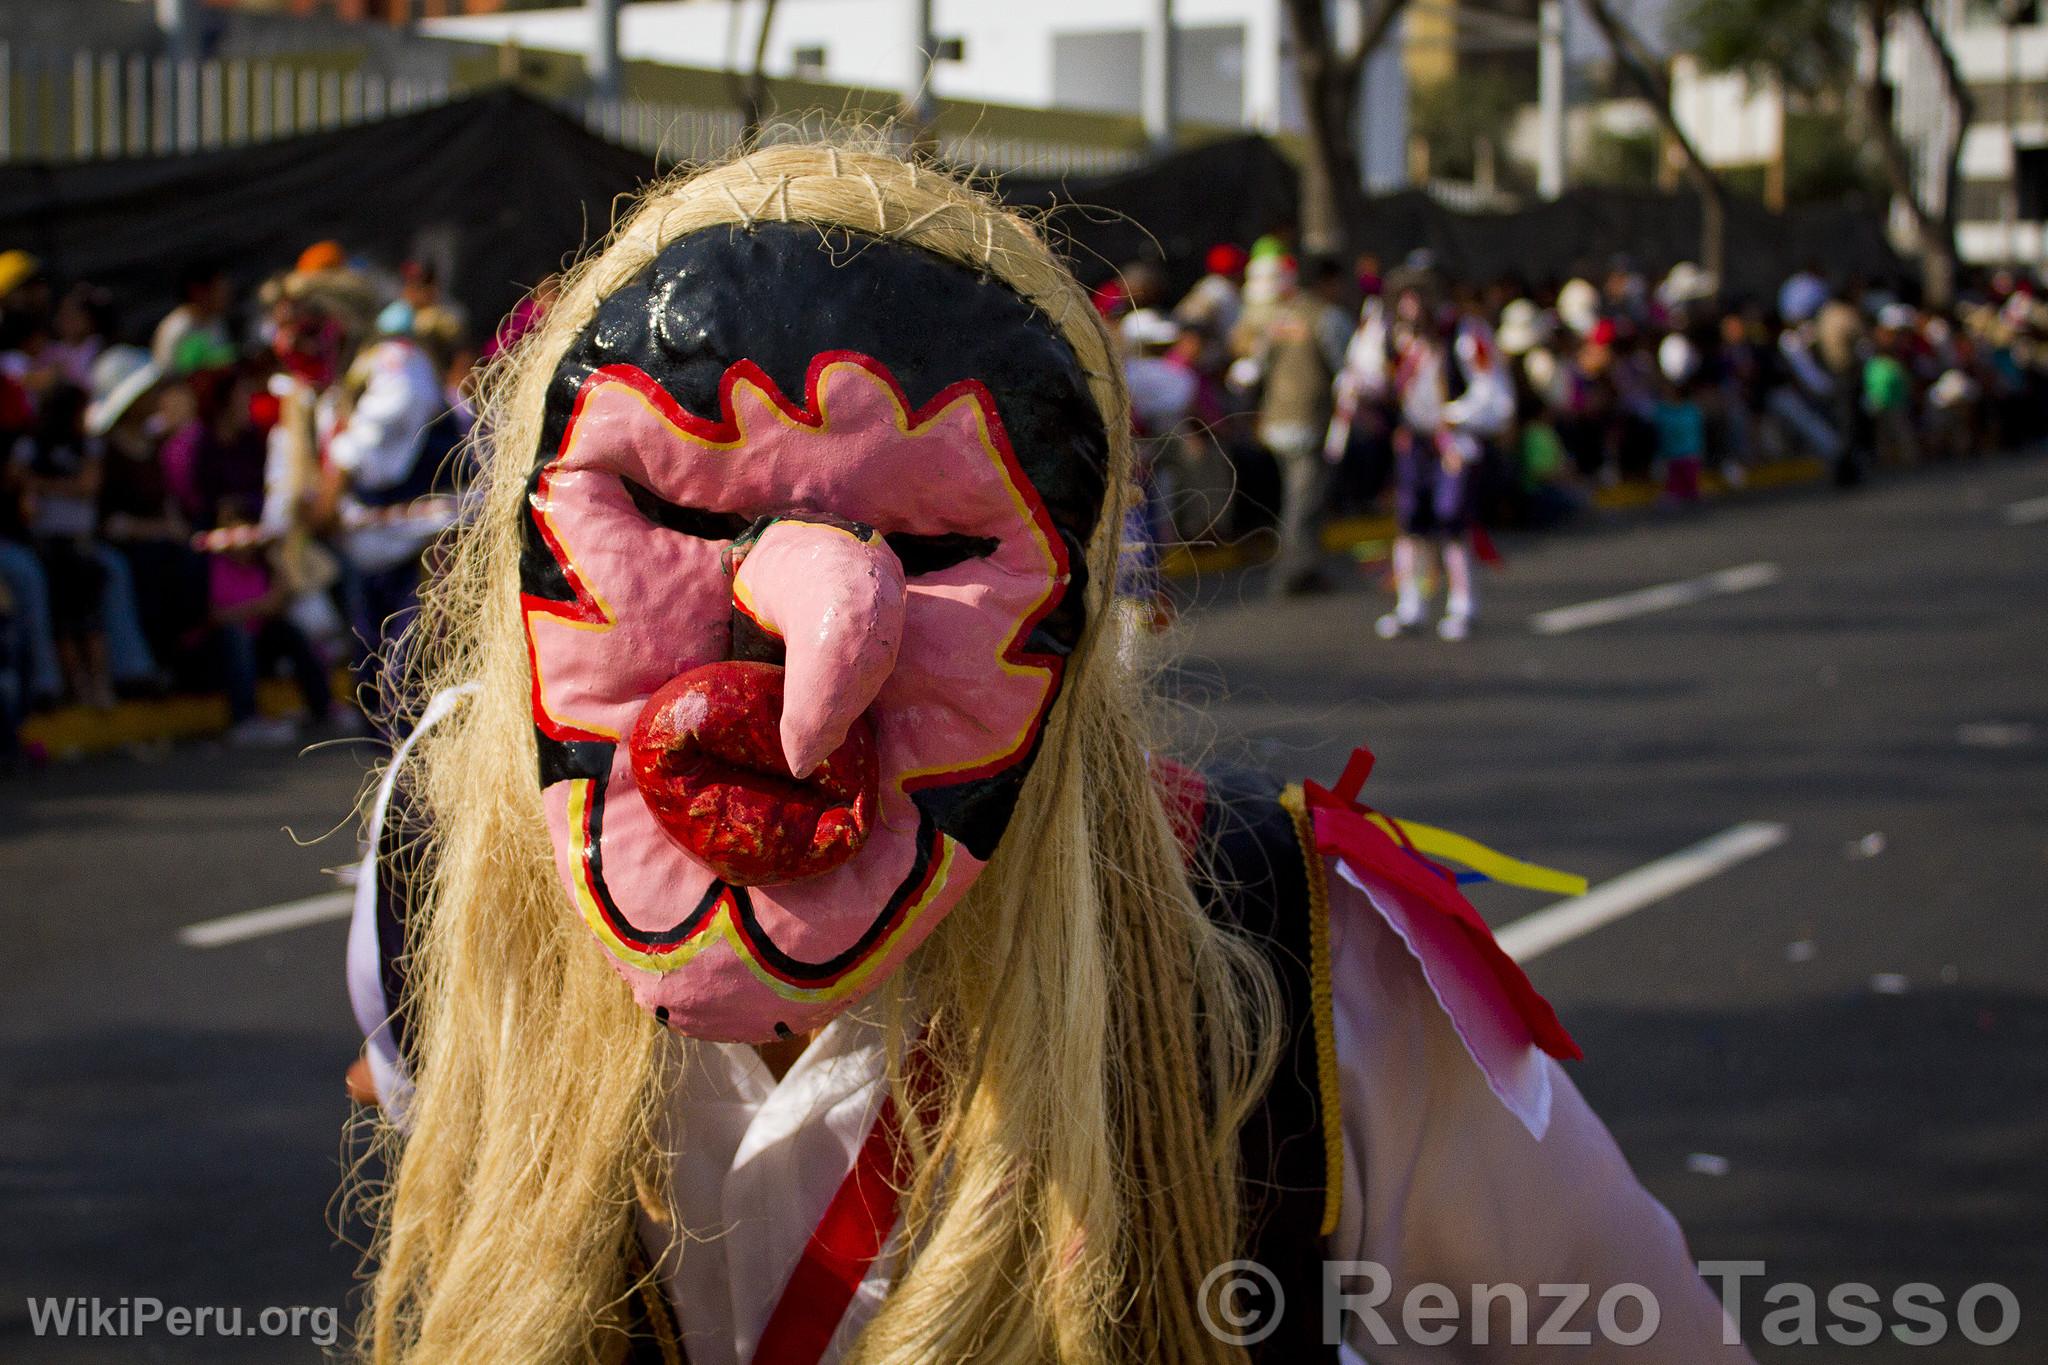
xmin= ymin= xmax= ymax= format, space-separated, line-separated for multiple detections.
xmin=566 ymin=776 xmax=963 ymax=1003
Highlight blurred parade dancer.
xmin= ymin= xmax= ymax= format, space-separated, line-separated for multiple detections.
xmin=1342 ymin=273 xmax=1512 ymax=641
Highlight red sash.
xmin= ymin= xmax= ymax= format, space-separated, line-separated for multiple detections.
xmin=750 ymin=1053 xmax=935 ymax=1363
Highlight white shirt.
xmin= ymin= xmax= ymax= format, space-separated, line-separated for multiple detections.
xmin=1125 ymin=356 xmax=1199 ymax=437
xmin=641 ymin=1014 xmax=899 ymax=1365
xmin=328 ymin=338 xmax=449 ymax=572
xmin=643 ymin=871 xmax=1748 ymax=1364
xmin=327 ymin=338 xmax=444 ymax=493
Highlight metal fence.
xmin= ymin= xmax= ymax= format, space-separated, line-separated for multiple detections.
xmin=0 ymin=43 xmax=1146 ymax=180
xmin=0 ymin=43 xmax=453 ymax=162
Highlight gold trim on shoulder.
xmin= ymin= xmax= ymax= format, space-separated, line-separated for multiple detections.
xmin=1279 ymin=783 xmax=1343 ymax=1240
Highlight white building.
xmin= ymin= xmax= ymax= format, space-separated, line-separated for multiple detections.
xmin=425 ymin=0 xmax=1410 ymax=189
xmin=1890 ymin=0 xmax=2048 ymax=266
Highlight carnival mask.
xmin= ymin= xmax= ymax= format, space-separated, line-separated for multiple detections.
xmin=521 ymin=224 xmax=1107 ymax=1042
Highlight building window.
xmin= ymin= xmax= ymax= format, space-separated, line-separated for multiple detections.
xmin=792 ymin=46 xmax=828 ymax=79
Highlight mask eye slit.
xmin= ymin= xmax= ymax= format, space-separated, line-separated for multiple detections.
xmin=623 ymin=478 xmax=752 ymax=541
xmin=885 ymin=532 xmax=1001 ymax=577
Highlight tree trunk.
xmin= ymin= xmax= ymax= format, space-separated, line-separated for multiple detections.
xmin=1582 ymin=0 xmax=1727 ymax=282
xmin=727 ymin=0 xmax=779 ymax=143
xmin=1855 ymin=0 xmax=1971 ymax=307
xmin=1295 ymin=48 xmax=1370 ymax=254
xmin=1903 ymin=0 xmax=1974 ymax=307
xmin=1282 ymin=0 xmax=1409 ymax=256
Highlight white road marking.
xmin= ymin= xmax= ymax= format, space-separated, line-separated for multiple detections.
xmin=1497 ymin=822 xmax=1790 ymax=963
xmin=179 ymin=891 xmax=353 ymax=948
xmin=2003 ymin=494 xmax=2048 ymax=526
xmin=1529 ymin=562 xmax=1783 ymax=635
xmin=1957 ymin=721 xmax=2037 ymax=749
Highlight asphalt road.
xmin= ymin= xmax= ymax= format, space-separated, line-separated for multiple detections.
xmin=3 ymin=452 xmax=2044 ymax=1362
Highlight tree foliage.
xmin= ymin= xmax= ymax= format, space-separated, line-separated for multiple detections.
xmin=1411 ymin=71 xmax=1526 ymax=183
xmin=1679 ymin=0 xmax=1854 ymax=95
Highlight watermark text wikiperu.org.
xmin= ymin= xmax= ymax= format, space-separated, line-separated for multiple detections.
xmin=1197 ymin=1260 xmax=2022 ymax=1350
xmin=24 ymin=1295 xmax=340 ymax=1347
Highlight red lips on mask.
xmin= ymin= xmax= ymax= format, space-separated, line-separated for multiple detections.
xmin=628 ymin=661 xmax=879 ymax=886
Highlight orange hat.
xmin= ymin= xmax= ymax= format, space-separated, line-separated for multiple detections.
xmin=295 ymin=240 xmax=347 ymax=275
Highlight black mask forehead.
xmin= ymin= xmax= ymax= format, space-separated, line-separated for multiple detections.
xmin=522 ymin=221 xmax=1109 ymax=858
xmin=532 ymin=221 xmax=1108 ymax=539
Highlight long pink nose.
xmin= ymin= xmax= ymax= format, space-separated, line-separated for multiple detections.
xmin=731 ymin=518 xmax=906 ymax=777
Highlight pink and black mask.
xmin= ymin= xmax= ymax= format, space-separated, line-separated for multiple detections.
xmin=521 ymin=224 xmax=1106 ymax=1042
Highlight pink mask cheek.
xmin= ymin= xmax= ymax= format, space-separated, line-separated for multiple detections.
xmin=526 ymin=470 xmax=733 ymax=743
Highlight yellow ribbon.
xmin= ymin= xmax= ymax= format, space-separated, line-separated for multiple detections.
xmin=1369 ymin=814 xmax=1590 ymax=897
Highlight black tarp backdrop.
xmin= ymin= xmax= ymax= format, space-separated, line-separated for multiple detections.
xmin=0 ymin=85 xmax=1905 ymax=338
xmin=995 ymin=136 xmax=1302 ymax=300
xmin=0 ymin=87 xmax=652 ymax=340
xmin=1006 ymin=146 xmax=1906 ymax=305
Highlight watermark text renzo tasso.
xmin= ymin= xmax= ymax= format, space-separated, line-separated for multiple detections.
xmin=1195 ymin=1259 xmax=2020 ymax=1349
xmin=25 ymin=1295 xmax=340 ymax=1347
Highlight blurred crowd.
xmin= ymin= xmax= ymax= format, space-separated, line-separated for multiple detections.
xmin=0 ymin=243 xmax=508 ymax=766
xmin=1105 ymin=236 xmax=2048 ymax=635
xmin=5 ymin=221 xmax=2047 ymax=767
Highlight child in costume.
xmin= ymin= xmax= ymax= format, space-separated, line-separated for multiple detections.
xmin=347 ymin=147 xmax=1752 ymax=1364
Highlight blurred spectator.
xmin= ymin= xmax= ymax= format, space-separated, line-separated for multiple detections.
xmin=205 ymin=497 xmax=333 ymax=747
xmin=92 ymin=348 xmax=203 ymax=686
xmin=1118 ymin=307 xmax=1197 ymax=618
xmin=1174 ymin=244 xmax=1247 ymax=368
xmin=1653 ymin=368 xmax=1708 ymax=505
xmin=0 ymin=427 xmax=61 ymax=709
xmin=1778 ymin=262 xmax=1829 ymax=325
xmin=1865 ymin=316 xmax=1917 ymax=468
xmin=48 ymin=285 xmax=114 ymax=391
xmin=400 ymin=260 xmax=469 ymax=346
xmin=151 ymin=264 xmax=234 ymax=376
xmin=330 ymin=290 xmax=458 ymax=699
xmin=13 ymin=385 xmax=113 ymax=708
xmin=481 ymin=275 xmax=559 ymax=363
xmin=1240 ymin=255 xmax=1351 ymax=596
xmin=1815 ymin=286 xmax=1870 ymax=485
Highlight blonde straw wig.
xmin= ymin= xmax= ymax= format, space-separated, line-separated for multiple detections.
xmin=357 ymin=142 xmax=1277 ymax=1365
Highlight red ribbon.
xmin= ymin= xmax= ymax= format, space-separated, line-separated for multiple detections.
xmin=1307 ymin=748 xmax=1581 ymax=1062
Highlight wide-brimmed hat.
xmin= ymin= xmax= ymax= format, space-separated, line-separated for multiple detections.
xmin=1496 ymin=298 xmax=1546 ymax=355
xmin=1556 ymin=278 xmax=1601 ymax=336
xmin=85 ymin=345 xmax=163 ymax=436
xmin=1657 ymin=261 xmax=1718 ymax=308
xmin=1120 ymin=308 xmax=1182 ymax=352
xmin=1657 ymin=333 xmax=1701 ymax=385
xmin=269 ymin=266 xmax=380 ymax=333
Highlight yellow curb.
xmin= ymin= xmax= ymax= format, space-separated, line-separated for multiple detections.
xmin=22 ymin=668 xmax=357 ymax=759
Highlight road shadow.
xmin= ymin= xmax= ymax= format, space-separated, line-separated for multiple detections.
xmin=0 ymin=1022 xmax=366 ymax=1363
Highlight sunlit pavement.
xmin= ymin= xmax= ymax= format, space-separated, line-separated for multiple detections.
xmin=4 ymin=452 xmax=2044 ymax=1361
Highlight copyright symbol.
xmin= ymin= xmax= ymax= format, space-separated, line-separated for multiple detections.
xmin=1197 ymin=1258 xmax=1284 ymax=1346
